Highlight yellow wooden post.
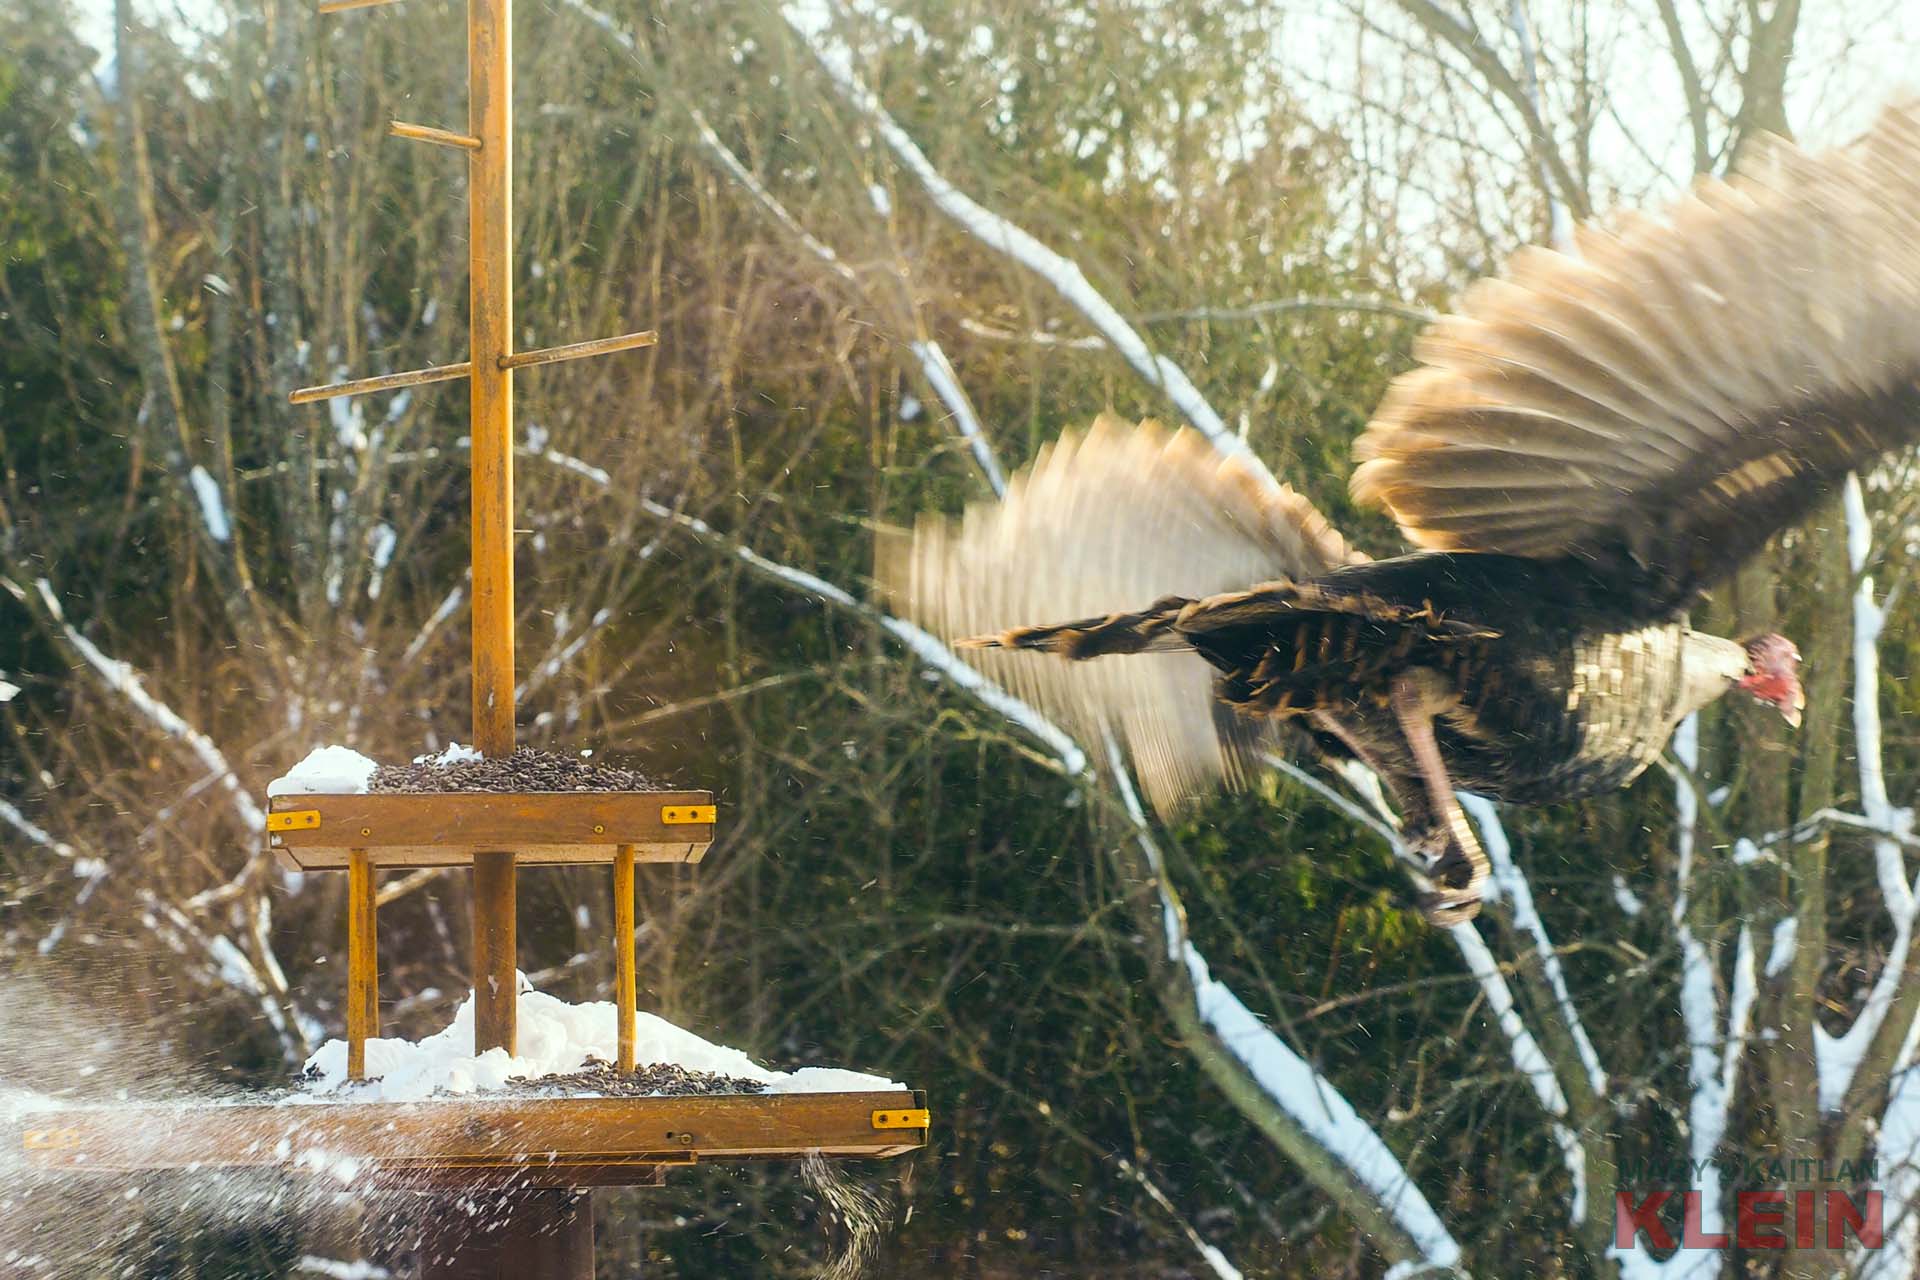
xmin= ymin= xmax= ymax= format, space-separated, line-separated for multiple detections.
xmin=467 ymin=0 xmax=518 ymax=1058
xmin=305 ymin=0 xmax=658 ymax=1071
xmin=614 ymin=844 xmax=637 ymax=1072
xmin=346 ymin=848 xmax=378 ymax=1081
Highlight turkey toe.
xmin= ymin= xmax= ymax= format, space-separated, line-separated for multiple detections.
xmin=1418 ymin=886 xmax=1483 ymax=928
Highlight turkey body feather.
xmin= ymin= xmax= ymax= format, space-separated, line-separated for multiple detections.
xmin=1166 ymin=557 xmax=1749 ymax=804
xmin=883 ymin=104 xmax=1920 ymax=925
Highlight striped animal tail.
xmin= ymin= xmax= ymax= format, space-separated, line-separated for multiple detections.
xmin=957 ymin=595 xmax=1195 ymax=659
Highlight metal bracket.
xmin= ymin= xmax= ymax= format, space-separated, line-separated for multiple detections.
xmin=267 ymin=810 xmax=322 ymax=833
xmin=661 ymin=804 xmax=717 ymax=826
xmin=871 ymin=1108 xmax=930 ymax=1130
xmin=23 ymin=1128 xmax=80 ymax=1151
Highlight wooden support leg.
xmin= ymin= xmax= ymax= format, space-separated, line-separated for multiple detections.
xmin=347 ymin=848 xmax=378 ymax=1081
xmin=418 ymin=1190 xmax=593 ymax=1280
xmin=614 ymin=844 xmax=636 ymax=1072
xmin=472 ymin=850 xmax=517 ymax=1054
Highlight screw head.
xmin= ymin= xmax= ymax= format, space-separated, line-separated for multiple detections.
xmin=677 ymin=1132 xmax=694 ymax=1146
xmin=360 ymin=827 xmax=372 ymax=837
xmin=593 ymin=824 xmax=605 ymax=835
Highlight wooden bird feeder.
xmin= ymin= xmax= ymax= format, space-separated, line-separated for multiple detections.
xmin=19 ymin=0 xmax=926 ymax=1271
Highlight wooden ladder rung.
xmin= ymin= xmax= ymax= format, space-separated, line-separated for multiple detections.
xmin=501 ymin=330 xmax=658 ymax=371
xmin=390 ymin=121 xmax=483 ymax=151
xmin=291 ymin=360 xmax=473 ymax=405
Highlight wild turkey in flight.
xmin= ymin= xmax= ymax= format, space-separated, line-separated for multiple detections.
xmin=884 ymin=105 xmax=1920 ymax=925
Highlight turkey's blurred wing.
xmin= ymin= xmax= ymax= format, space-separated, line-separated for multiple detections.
xmin=1351 ymin=102 xmax=1920 ymax=620
xmin=879 ymin=414 xmax=1357 ymax=815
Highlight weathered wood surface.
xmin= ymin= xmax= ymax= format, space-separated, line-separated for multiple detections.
xmin=346 ymin=849 xmax=379 ymax=1079
xmin=266 ymin=791 xmax=714 ymax=869
xmin=419 ymin=1189 xmax=593 ymax=1278
xmin=613 ymin=844 xmax=637 ymax=1072
xmin=467 ymin=0 xmax=514 ymax=759
xmin=471 ymin=849 xmax=517 ymax=1054
xmin=19 ymin=1092 xmax=927 ymax=1189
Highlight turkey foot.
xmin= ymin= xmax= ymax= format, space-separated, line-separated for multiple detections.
xmin=1390 ymin=674 xmax=1489 ymax=927
xmin=1405 ymin=828 xmax=1484 ymax=925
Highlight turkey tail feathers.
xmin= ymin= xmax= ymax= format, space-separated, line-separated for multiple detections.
xmin=1351 ymin=101 xmax=1920 ymax=619
xmin=957 ymin=597 xmax=1195 ymax=658
xmin=879 ymin=414 xmax=1357 ymax=815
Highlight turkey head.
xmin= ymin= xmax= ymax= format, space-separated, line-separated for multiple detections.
xmin=1738 ymin=634 xmax=1804 ymax=728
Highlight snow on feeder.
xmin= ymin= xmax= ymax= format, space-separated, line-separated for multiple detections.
xmin=19 ymin=0 xmax=926 ymax=1269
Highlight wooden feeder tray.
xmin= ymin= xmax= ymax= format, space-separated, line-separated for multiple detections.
xmin=20 ymin=1090 xmax=928 ymax=1190
xmin=267 ymin=790 xmax=716 ymax=870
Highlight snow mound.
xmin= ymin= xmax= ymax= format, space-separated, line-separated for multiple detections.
xmin=268 ymin=746 xmax=379 ymax=797
xmin=301 ymin=981 xmax=903 ymax=1101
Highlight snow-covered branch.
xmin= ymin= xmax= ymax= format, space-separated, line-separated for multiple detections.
xmin=1183 ymin=937 xmax=1464 ymax=1275
xmin=1106 ymin=743 xmax=1462 ymax=1275
xmin=1809 ymin=478 xmax=1920 ymax=1123
xmin=138 ymin=890 xmax=309 ymax=1063
xmin=682 ymin=105 xmax=1007 ymax=496
xmin=187 ymin=464 xmax=233 ymax=543
xmin=1756 ymin=807 xmax=1920 ymax=854
xmin=0 ymin=797 xmax=84 ymax=865
xmin=633 ymin=493 xmax=1088 ymax=774
xmin=522 ymin=446 xmax=1086 ymax=773
xmin=12 ymin=577 xmax=264 ymax=834
xmin=1134 ymin=297 xmax=1441 ymax=327
xmin=399 ymin=583 xmax=466 ymax=667
xmin=1461 ymin=796 xmax=1606 ymax=1102
xmin=957 ymin=316 xmax=1109 ymax=350
xmin=1269 ymin=753 xmax=1599 ymax=1225
xmin=1846 ymin=471 xmax=1912 ymax=914
xmin=1113 ymin=1150 xmax=1245 ymax=1280
xmin=905 ymin=339 xmax=1005 ymax=496
xmin=1867 ymin=1069 xmax=1920 ymax=1280
xmin=780 ymin=1 xmax=1268 ymax=481
xmin=0 ymin=799 xmax=110 ymax=956
xmin=1613 ymin=715 xmax=1755 ymax=1280
xmin=684 ymin=106 xmax=857 ymax=282
xmin=523 ymin=606 xmax=616 ymax=700
xmin=1506 ymin=0 xmax=1575 ymax=250
xmin=1447 ymin=916 xmax=1587 ymax=1222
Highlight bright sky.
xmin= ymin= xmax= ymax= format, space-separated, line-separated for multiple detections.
xmin=72 ymin=0 xmax=1920 ymax=247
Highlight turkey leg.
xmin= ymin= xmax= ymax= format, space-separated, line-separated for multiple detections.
xmin=1388 ymin=672 xmax=1489 ymax=926
xmin=1308 ymin=698 xmax=1485 ymax=926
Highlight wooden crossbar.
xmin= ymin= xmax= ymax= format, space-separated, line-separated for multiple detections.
xmin=291 ymin=360 xmax=473 ymax=404
xmin=501 ymin=329 xmax=658 ymax=370
xmin=391 ymin=121 xmax=483 ymax=151
xmin=289 ymin=331 xmax=656 ymax=405
xmin=317 ymin=0 xmax=405 ymax=12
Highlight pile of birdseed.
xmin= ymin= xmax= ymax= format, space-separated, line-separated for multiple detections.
xmin=507 ymin=1061 xmax=770 ymax=1098
xmin=369 ymin=746 xmax=659 ymax=794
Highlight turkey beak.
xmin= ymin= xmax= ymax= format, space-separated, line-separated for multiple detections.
xmin=1782 ymin=688 xmax=1805 ymax=730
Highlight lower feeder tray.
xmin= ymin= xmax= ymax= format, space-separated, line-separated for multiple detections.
xmin=20 ymin=1090 xmax=929 ymax=1190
